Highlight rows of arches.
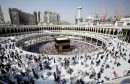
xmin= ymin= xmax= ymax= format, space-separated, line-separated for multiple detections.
xmin=16 ymin=32 xmax=107 ymax=51
xmin=0 ymin=25 xmax=130 ymax=44
xmin=0 ymin=26 xmax=121 ymax=36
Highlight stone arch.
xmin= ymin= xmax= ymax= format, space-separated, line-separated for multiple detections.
xmin=105 ymin=29 xmax=108 ymax=34
xmin=40 ymin=27 xmax=42 ymax=30
xmin=78 ymin=27 xmax=80 ymax=31
xmin=31 ymin=28 xmax=34 ymax=31
xmin=87 ymin=28 xmax=89 ymax=31
xmin=48 ymin=27 xmax=50 ymax=30
xmin=69 ymin=27 xmax=71 ymax=30
xmin=110 ymin=29 xmax=113 ymax=35
xmin=114 ymin=29 xmax=118 ymax=35
xmin=55 ymin=27 xmax=57 ymax=30
xmin=11 ymin=28 xmax=14 ymax=33
xmin=23 ymin=28 xmax=26 ymax=32
xmin=89 ymin=28 xmax=91 ymax=32
xmin=55 ymin=27 xmax=56 ymax=30
xmin=89 ymin=28 xmax=91 ymax=31
xmin=80 ymin=27 xmax=82 ymax=31
xmin=45 ymin=27 xmax=47 ymax=30
xmin=68 ymin=27 xmax=70 ymax=30
xmin=28 ymin=28 xmax=30 ymax=31
xmin=107 ymin=29 xmax=110 ymax=34
xmin=54 ymin=27 xmax=56 ymax=30
xmin=68 ymin=27 xmax=69 ymax=30
xmin=26 ymin=28 xmax=28 ymax=31
xmin=15 ymin=28 xmax=17 ymax=33
xmin=108 ymin=29 xmax=111 ymax=34
xmin=2 ymin=29 xmax=6 ymax=34
xmin=95 ymin=28 xmax=97 ymax=32
xmin=96 ymin=28 xmax=98 ymax=32
xmin=92 ymin=28 xmax=94 ymax=32
xmin=53 ymin=27 xmax=55 ymax=30
xmin=29 ymin=28 xmax=31 ymax=31
xmin=7 ymin=29 xmax=10 ymax=33
xmin=56 ymin=27 xmax=58 ymax=30
xmin=59 ymin=27 xmax=60 ymax=30
xmin=33 ymin=28 xmax=36 ymax=31
xmin=47 ymin=27 xmax=49 ymax=30
xmin=98 ymin=28 xmax=100 ymax=33
xmin=86 ymin=28 xmax=88 ymax=31
xmin=101 ymin=29 xmax=103 ymax=33
xmin=32 ymin=28 xmax=35 ymax=31
xmin=18 ymin=28 xmax=20 ymax=32
xmin=93 ymin=28 xmax=95 ymax=32
xmin=69 ymin=27 xmax=72 ymax=30
xmin=94 ymin=28 xmax=98 ymax=32
xmin=91 ymin=28 xmax=93 ymax=32
xmin=44 ymin=27 xmax=46 ymax=30
xmin=83 ymin=27 xmax=85 ymax=31
xmin=21 ymin=28 xmax=24 ymax=32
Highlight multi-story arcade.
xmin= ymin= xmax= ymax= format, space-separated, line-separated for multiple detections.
xmin=0 ymin=22 xmax=130 ymax=84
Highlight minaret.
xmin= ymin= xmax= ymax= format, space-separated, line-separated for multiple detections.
xmin=75 ymin=6 xmax=82 ymax=24
xmin=77 ymin=6 xmax=82 ymax=19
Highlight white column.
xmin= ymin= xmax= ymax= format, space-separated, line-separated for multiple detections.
xmin=113 ymin=29 xmax=115 ymax=35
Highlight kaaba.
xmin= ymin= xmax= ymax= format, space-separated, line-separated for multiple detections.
xmin=54 ymin=37 xmax=70 ymax=52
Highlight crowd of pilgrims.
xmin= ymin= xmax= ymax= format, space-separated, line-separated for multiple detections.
xmin=27 ymin=40 xmax=98 ymax=55
xmin=0 ymin=37 xmax=130 ymax=84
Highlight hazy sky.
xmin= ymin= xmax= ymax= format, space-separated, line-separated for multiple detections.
xmin=0 ymin=0 xmax=130 ymax=23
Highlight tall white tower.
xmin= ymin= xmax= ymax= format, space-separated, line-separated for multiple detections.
xmin=77 ymin=6 xmax=82 ymax=19
xmin=75 ymin=6 xmax=83 ymax=24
